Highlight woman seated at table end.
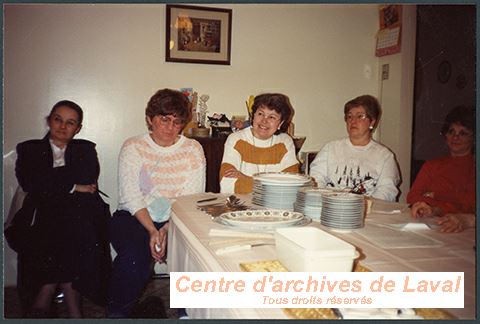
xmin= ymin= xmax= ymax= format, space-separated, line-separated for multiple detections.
xmin=8 ymin=100 xmax=111 ymax=317
xmin=408 ymin=105 xmax=475 ymax=233
xmin=219 ymin=93 xmax=299 ymax=194
xmin=309 ymin=95 xmax=400 ymax=202
xmin=107 ymin=88 xmax=206 ymax=318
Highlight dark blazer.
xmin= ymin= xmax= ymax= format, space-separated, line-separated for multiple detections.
xmin=16 ymin=135 xmax=100 ymax=201
xmin=13 ymin=134 xmax=111 ymax=310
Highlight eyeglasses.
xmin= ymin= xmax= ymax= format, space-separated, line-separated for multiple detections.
xmin=345 ymin=113 xmax=369 ymax=122
xmin=445 ymin=128 xmax=473 ymax=138
xmin=254 ymin=110 xmax=281 ymax=123
xmin=51 ymin=115 xmax=79 ymax=128
xmin=158 ymin=115 xmax=185 ymax=128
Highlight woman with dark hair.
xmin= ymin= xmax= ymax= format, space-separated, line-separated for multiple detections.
xmin=107 ymin=89 xmax=205 ymax=317
xmin=219 ymin=93 xmax=299 ymax=194
xmin=309 ymin=95 xmax=400 ymax=201
xmin=8 ymin=100 xmax=111 ymax=317
xmin=408 ymin=105 xmax=475 ymax=232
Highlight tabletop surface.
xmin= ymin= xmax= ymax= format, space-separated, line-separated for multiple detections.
xmin=167 ymin=193 xmax=476 ymax=320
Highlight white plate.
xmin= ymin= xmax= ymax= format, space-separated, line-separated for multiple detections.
xmin=253 ymin=172 xmax=312 ymax=186
xmin=322 ymin=192 xmax=365 ymax=201
xmin=254 ymin=185 xmax=303 ymax=192
xmin=218 ymin=209 xmax=304 ymax=226
xmin=322 ymin=205 xmax=364 ymax=211
xmin=214 ymin=213 xmax=312 ymax=232
xmin=321 ymin=219 xmax=363 ymax=226
xmin=253 ymin=202 xmax=295 ymax=210
xmin=298 ymin=188 xmax=332 ymax=195
xmin=321 ymin=221 xmax=363 ymax=229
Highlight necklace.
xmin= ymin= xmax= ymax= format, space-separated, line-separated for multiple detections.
xmin=251 ymin=133 xmax=274 ymax=174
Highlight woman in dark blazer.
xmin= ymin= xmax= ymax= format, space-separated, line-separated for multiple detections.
xmin=11 ymin=100 xmax=111 ymax=317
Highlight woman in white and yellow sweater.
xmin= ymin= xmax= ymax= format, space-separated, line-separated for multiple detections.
xmin=220 ymin=93 xmax=299 ymax=194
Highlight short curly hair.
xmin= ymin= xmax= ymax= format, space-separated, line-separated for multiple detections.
xmin=251 ymin=93 xmax=294 ymax=134
xmin=145 ymin=89 xmax=192 ymax=130
xmin=440 ymin=105 xmax=475 ymax=136
xmin=344 ymin=95 xmax=381 ymax=130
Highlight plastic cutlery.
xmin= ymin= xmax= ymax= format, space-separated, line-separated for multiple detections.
xmin=214 ymin=242 xmax=274 ymax=255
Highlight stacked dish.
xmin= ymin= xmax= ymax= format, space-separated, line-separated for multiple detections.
xmin=252 ymin=172 xmax=313 ymax=210
xmin=294 ymin=188 xmax=333 ymax=221
xmin=214 ymin=209 xmax=311 ymax=232
xmin=321 ymin=192 xmax=365 ymax=231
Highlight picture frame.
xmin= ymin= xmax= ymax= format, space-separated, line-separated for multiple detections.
xmin=166 ymin=4 xmax=232 ymax=65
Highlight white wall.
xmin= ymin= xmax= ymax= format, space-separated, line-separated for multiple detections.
xmin=3 ymin=4 xmax=415 ymax=285
xmin=378 ymin=5 xmax=417 ymax=201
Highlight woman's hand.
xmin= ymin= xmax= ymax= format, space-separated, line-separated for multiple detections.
xmin=410 ymin=201 xmax=442 ymax=218
xmin=75 ymin=184 xmax=97 ymax=193
xmin=224 ymin=168 xmax=247 ymax=179
xmin=134 ymin=208 xmax=168 ymax=262
xmin=410 ymin=201 xmax=433 ymax=218
xmin=437 ymin=214 xmax=475 ymax=233
xmin=149 ymin=226 xmax=168 ymax=262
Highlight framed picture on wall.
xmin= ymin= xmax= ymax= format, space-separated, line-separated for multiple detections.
xmin=166 ymin=4 xmax=232 ymax=65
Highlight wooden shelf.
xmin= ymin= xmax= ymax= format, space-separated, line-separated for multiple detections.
xmin=191 ymin=136 xmax=227 ymax=193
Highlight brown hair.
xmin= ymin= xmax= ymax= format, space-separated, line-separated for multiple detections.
xmin=47 ymin=100 xmax=83 ymax=125
xmin=344 ymin=95 xmax=381 ymax=130
xmin=251 ymin=93 xmax=294 ymax=134
xmin=145 ymin=89 xmax=192 ymax=130
xmin=440 ymin=105 xmax=475 ymax=136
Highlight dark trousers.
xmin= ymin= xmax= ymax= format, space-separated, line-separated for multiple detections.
xmin=107 ymin=210 xmax=166 ymax=318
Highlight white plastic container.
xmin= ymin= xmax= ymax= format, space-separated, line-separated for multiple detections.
xmin=275 ymin=227 xmax=358 ymax=272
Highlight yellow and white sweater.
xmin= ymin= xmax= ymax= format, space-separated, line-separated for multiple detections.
xmin=220 ymin=127 xmax=299 ymax=194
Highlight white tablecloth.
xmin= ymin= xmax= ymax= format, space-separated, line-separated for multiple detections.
xmin=167 ymin=193 xmax=475 ymax=319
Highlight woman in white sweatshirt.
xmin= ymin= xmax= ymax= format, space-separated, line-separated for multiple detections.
xmin=309 ymin=95 xmax=400 ymax=202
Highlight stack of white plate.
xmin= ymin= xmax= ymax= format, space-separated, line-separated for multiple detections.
xmin=294 ymin=188 xmax=333 ymax=221
xmin=321 ymin=192 xmax=365 ymax=230
xmin=252 ymin=172 xmax=313 ymax=210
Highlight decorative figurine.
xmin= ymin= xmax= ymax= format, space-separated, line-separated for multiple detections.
xmin=198 ymin=94 xmax=209 ymax=128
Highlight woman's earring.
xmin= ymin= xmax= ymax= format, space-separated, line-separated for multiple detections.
xmin=369 ymin=125 xmax=374 ymax=130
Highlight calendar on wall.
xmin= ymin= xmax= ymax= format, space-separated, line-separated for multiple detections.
xmin=376 ymin=5 xmax=402 ymax=57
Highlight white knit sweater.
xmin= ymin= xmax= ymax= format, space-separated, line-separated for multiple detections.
xmin=117 ymin=133 xmax=206 ymax=216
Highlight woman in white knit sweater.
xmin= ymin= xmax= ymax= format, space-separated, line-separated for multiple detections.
xmin=107 ymin=89 xmax=206 ymax=317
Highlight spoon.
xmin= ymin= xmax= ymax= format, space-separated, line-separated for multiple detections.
xmin=201 ymin=195 xmax=243 ymax=208
xmin=226 ymin=195 xmax=242 ymax=207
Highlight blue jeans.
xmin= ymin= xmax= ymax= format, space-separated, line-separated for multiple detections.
xmin=106 ymin=210 xmax=166 ymax=318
